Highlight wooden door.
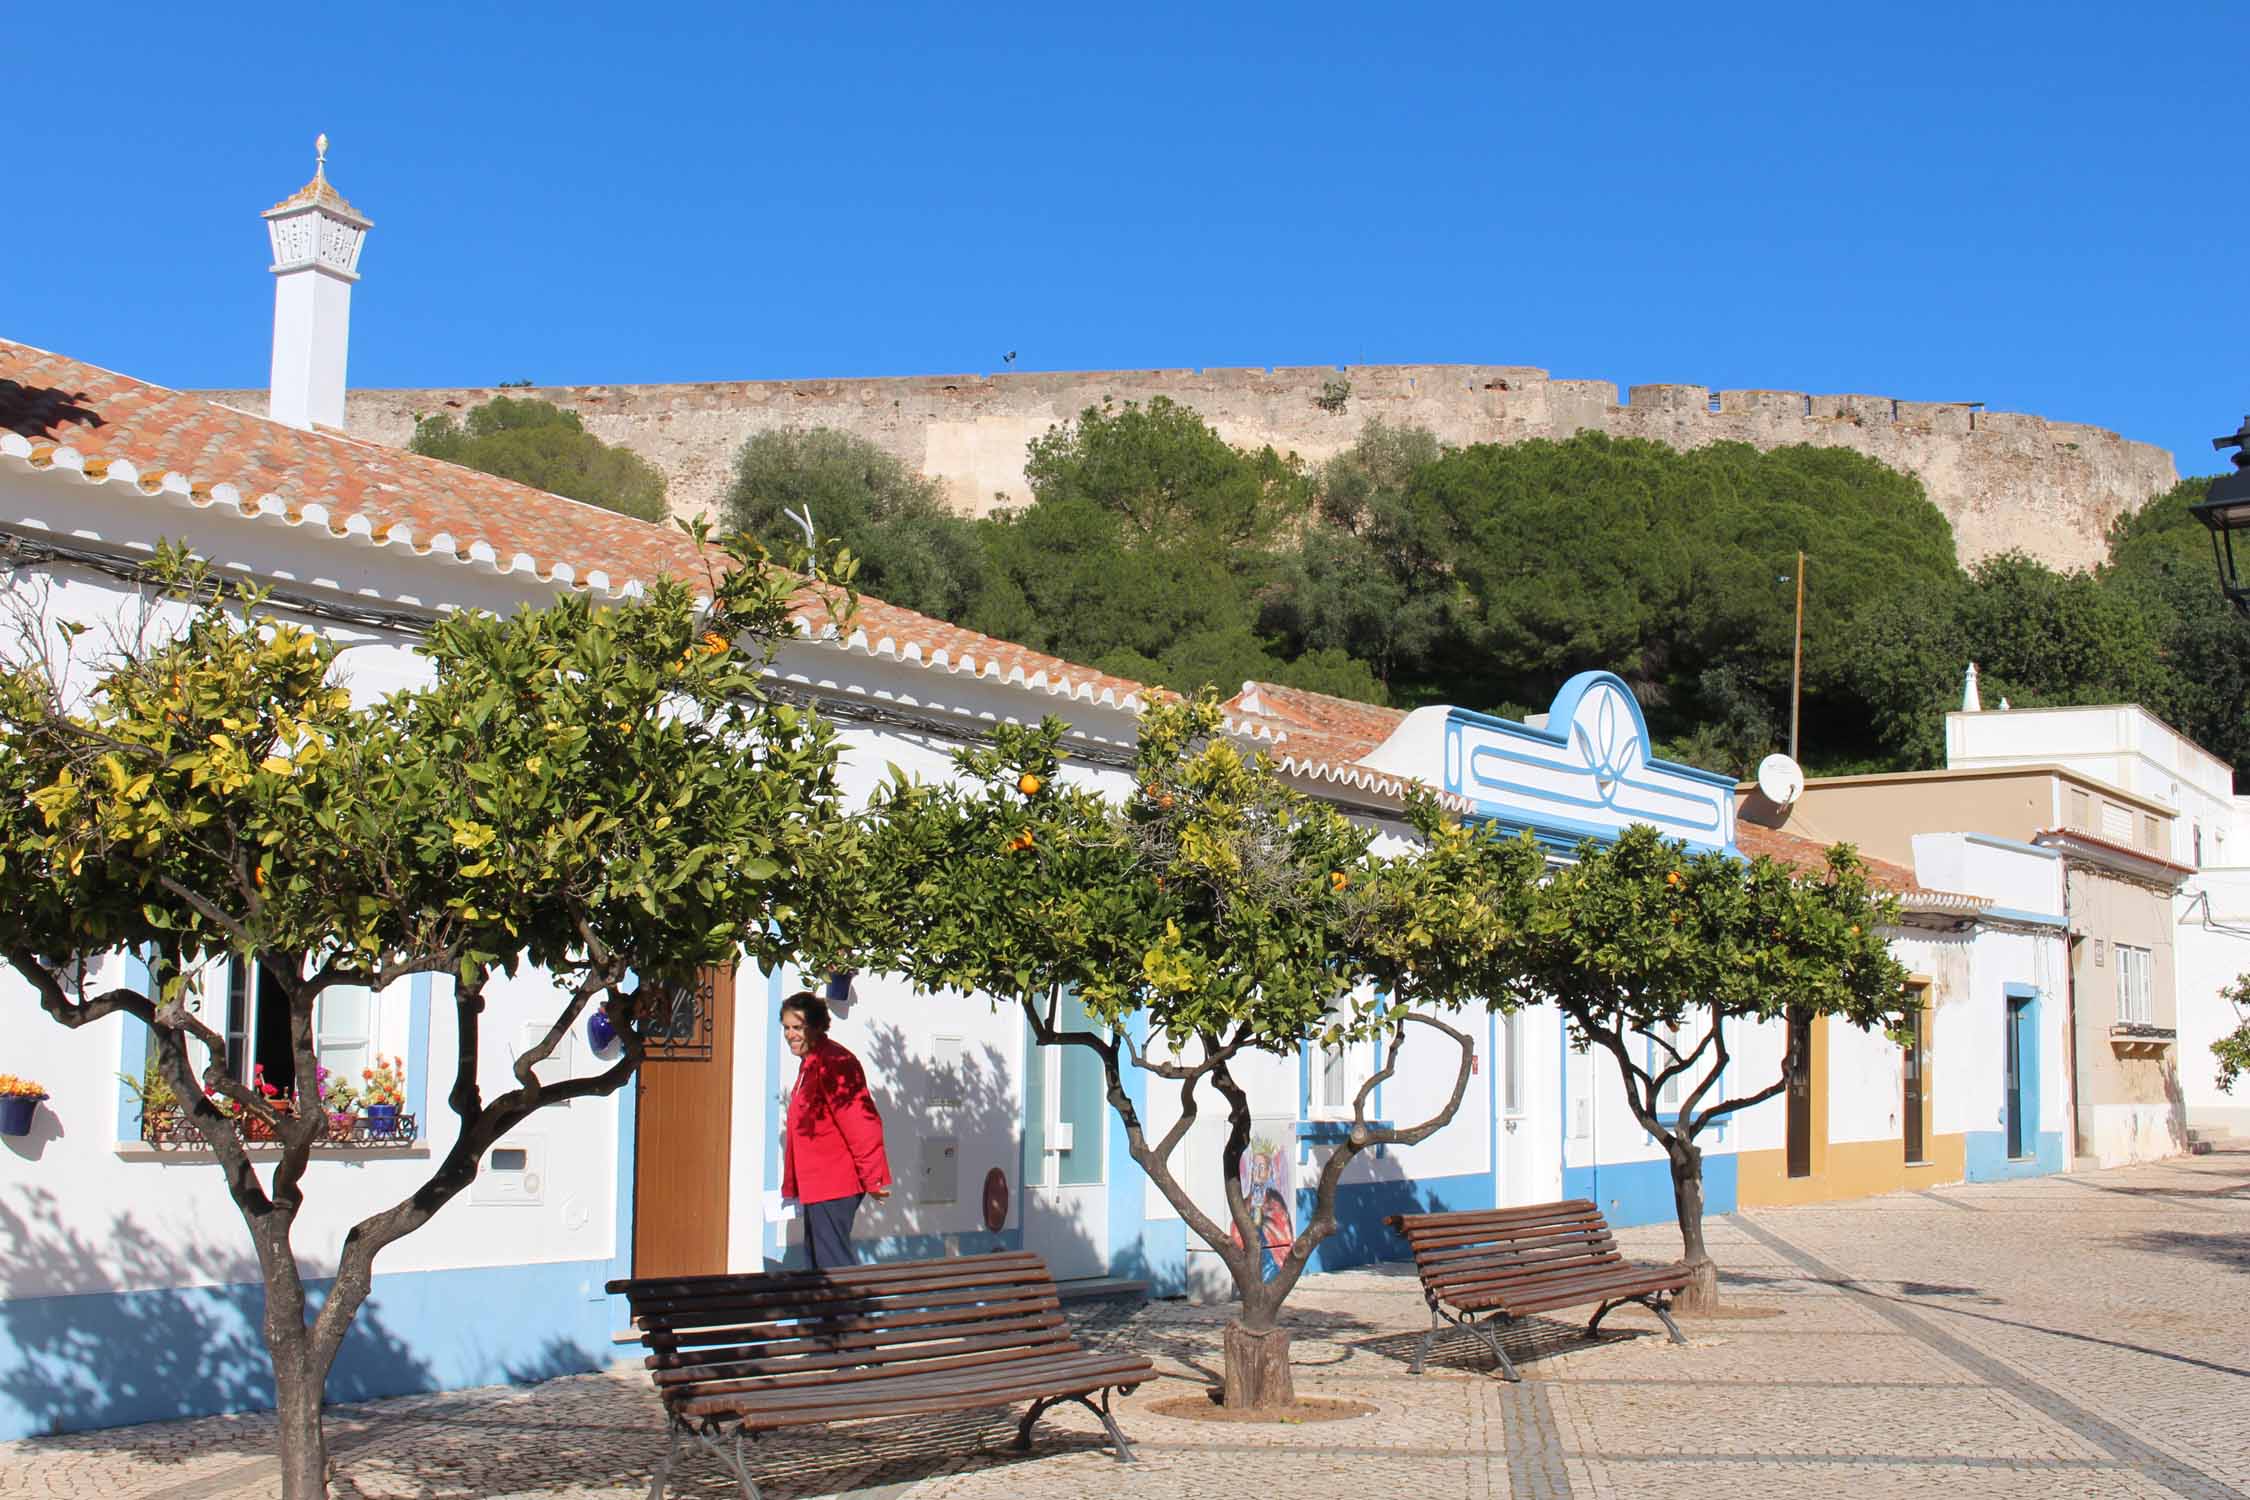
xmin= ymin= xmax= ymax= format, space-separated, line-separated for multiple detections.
xmin=1785 ymin=1005 xmax=1814 ymax=1179
xmin=633 ymin=965 xmax=735 ymax=1277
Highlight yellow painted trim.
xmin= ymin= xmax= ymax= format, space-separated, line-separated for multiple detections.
xmin=1739 ymin=1133 xmax=1966 ymax=1206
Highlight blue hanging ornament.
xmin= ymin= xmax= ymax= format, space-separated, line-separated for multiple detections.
xmin=587 ymin=1005 xmax=618 ymax=1054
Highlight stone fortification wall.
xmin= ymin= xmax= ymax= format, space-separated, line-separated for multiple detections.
xmin=200 ymin=364 xmax=2178 ymax=569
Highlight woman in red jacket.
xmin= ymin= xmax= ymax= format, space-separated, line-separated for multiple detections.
xmin=780 ymin=992 xmax=892 ymax=1268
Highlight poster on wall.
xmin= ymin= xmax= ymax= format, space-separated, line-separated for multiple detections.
xmin=1227 ymin=1118 xmax=1297 ymax=1279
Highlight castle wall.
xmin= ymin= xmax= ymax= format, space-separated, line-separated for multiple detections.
xmin=198 ymin=365 xmax=2178 ymax=570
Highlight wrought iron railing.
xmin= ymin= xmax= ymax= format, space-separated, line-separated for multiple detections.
xmin=135 ymin=1109 xmax=421 ymax=1149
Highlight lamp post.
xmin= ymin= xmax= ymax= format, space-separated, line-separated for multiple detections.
xmin=2190 ymin=416 xmax=2250 ymax=617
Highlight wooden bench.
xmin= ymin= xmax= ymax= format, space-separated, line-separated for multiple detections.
xmin=1385 ymin=1199 xmax=1691 ymax=1380
xmin=607 ymin=1251 xmax=1156 ymax=1498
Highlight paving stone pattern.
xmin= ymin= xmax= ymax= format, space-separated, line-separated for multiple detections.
xmin=3 ymin=1148 xmax=2245 ymax=1499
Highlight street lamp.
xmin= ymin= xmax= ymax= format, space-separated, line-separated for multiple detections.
xmin=2190 ymin=416 xmax=2250 ymax=617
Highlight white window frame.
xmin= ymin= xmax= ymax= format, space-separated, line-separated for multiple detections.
xmin=1312 ymin=1000 xmax=1368 ymax=1121
xmin=1501 ymin=1009 xmax=1526 ymax=1119
xmin=2116 ymin=944 xmax=2153 ymax=1025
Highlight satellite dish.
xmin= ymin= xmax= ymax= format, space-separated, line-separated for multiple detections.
xmin=1755 ymin=753 xmax=1805 ymax=808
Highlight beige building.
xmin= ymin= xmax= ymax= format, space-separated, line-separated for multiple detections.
xmin=1746 ymin=765 xmax=2192 ymax=1168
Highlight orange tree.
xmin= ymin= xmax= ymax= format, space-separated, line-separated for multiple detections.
xmin=0 ymin=533 xmax=855 ymax=1499
xmin=1481 ymin=824 xmax=1913 ymax=1311
xmin=828 ymin=694 xmax=1540 ymax=1407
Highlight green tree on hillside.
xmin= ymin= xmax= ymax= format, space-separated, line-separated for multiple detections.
xmin=970 ymin=398 xmax=1366 ymax=697
xmin=409 ymin=397 xmax=667 ymax=522
xmin=721 ymin=427 xmax=986 ymax=619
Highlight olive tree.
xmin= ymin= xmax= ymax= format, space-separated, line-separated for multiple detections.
xmin=0 ymin=533 xmax=854 ymax=1498
xmin=831 ymin=696 xmax=1538 ymax=1408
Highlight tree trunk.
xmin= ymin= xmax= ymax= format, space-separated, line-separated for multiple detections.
xmin=264 ymin=1283 xmax=331 ymax=1499
xmin=1221 ymin=1321 xmax=1295 ymax=1408
xmin=1666 ymin=1141 xmax=1720 ymax=1314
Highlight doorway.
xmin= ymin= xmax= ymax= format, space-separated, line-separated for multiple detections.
xmin=2004 ymin=995 xmax=2032 ymax=1161
xmin=632 ymin=965 xmax=736 ymax=1277
xmin=1902 ymin=999 xmax=1928 ymax=1164
xmin=1785 ymin=1005 xmax=1815 ymax=1179
xmin=1023 ymin=991 xmax=1107 ymax=1279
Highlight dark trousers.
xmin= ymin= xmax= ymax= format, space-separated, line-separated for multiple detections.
xmin=803 ymin=1193 xmax=863 ymax=1269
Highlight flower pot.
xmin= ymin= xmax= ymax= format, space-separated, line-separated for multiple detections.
xmin=1 ymin=1096 xmax=45 ymax=1137
xmin=328 ymin=1110 xmax=358 ymax=1139
xmin=140 ymin=1107 xmax=181 ymax=1143
xmin=365 ymin=1103 xmax=399 ymax=1136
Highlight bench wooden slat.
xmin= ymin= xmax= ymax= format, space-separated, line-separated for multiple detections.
xmin=613 ymin=1251 xmax=1155 ymax=1486
xmin=642 ymin=1288 xmax=1063 ymax=1346
xmin=650 ymin=1311 xmax=1070 ymax=1374
xmin=1452 ymin=1263 xmax=1689 ymax=1312
xmin=610 ymin=1250 xmax=1044 ymax=1298
xmin=1391 ymin=1199 xmax=1690 ymax=1354
xmin=683 ymin=1351 xmax=1155 ymax=1423
xmin=656 ymin=1326 xmax=1078 ymax=1392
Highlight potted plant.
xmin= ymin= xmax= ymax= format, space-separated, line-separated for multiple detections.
xmin=118 ymin=1059 xmax=181 ymax=1141
xmin=360 ymin=1056 xmax=406 ymax=1137
xmin=0 ymin=1074 xmax=49 ymax=1137
xmin=318 ymin=1063 xmax=359 ymax=1139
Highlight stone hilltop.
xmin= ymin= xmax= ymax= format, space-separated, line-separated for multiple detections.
xmin=200 ymin=364 xmax=2178 ymax=570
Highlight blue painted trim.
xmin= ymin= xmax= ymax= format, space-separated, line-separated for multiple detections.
xmin=1107 ymin=1011 xmax=1171 ymax=1286
xmin=1370 ymin=994 xmax=1386 ymax=1119
xmin=2001 ymin=988 xmax=2042 ymax=1163
xmin=1296 ymin=1036 xmax=1311 ymax=1119
xmin=405 ymin=974 xmax=432 ymax=1141
xmin=1294 ymin=1119 xmax=1395 ymax=1165
xmin=1985 ymin=907 xmax=2068 ymax=928
xmin=608 ymin=1069 xmax=638 ymax=1322
xmin=2003 ymin=981 xmax=2041 ymax=998
xmin=1304 ymin=1168 xmax=1493 ymax=1272
xmin=1448 ymin=673 xmax=1739 ymax=791
xmin=765 ymin=1227 xmax=1026 ymax=1273
xmin=1564 ymin=1152 xmax=1736 ymax=1230
xmin=762 ymin=965 xmax=785 ymax=1265
xmin=114 ymin=952 xmax=153 ymax=1139
xmin=1964 ymin=833 xmax=2063 ymax=860
xmin=0 ymin=1257 xmax=617 ymax=1443
xmin=1965 ymin=1129 xmax=2065 ymax=1181
xmin=1469 ymin=806 xmax=1743 ymax=862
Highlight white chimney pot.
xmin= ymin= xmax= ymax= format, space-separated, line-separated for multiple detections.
xmin=263 ymin=135 xmax=371 ymax=432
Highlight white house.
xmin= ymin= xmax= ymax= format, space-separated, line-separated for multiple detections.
xmin=1946 ymin=703 xmax=2249 ymax=1145
xmin=0 ymin=150 xmax=2085 ymax=1444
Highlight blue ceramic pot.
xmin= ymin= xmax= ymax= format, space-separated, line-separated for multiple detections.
xmin=0 ymin=1096 xmax=42 ymax=1137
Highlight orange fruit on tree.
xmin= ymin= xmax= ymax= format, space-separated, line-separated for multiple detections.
xmin=1018 ymin=773 xmax=1042 ymax=796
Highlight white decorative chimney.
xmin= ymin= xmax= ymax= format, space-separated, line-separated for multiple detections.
xmin=1962 ymin=661 xmax=1982 ymax=713
xmin=263 ymin=134 xmax=370 ymax=431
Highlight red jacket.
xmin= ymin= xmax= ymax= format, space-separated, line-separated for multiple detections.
xmin=782 ymin=1036 xmax=892 ymax=1204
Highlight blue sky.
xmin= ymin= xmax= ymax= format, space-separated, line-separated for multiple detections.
xmin=9 ymin=2 xmax=2243 ymax=478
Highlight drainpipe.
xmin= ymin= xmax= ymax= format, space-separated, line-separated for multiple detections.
xmin=2060 ymin=865 xmax=2083 ymax=1165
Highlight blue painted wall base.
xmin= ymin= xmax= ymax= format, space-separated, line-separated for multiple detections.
xmin=1564 ymin=1153 xmax=1735 ymax=1230
xmin=1964 ymin=1130 xmax=2065 ymax=1183
xmin=0 ymin=1258 xmax=616 ymax=1443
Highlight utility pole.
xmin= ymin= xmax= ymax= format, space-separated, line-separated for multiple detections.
xmin=1789 ymin=550 xmax=1805 ymax=762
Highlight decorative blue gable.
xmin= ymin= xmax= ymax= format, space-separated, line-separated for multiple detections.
xmin=1364 ymin=672 xmax=1737 ymax=856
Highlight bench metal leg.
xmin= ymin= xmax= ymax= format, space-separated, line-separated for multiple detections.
xmin=1017 ymin=1386 xmax=1139 ymax=1463
xmin=655 ymin=1417 xmax=760 ymax=1500
xmin=1417 ymin=1292 xmax=1520 ymax=1380
xmin=1588 ymin=1294 xmax=1688 ymax=1347
xmin=648 ymin=1418 xmax=684 ymax=1500
xmin=1411 ymin=1296 xmax=1443 ymax=1375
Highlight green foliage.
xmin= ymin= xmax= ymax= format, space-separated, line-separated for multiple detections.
xmin=722 ymin=427 xmax=986 ymax=619
xmin=968 ymin=399 xmax=1314 ymax=694
xmin=2215 ymin=973 xmax=2250 ymax=1094
xmin=829 ymin=694 xmax=1529 ymax=1346
xmin=410 ymin=397 xmax=668 ymax=522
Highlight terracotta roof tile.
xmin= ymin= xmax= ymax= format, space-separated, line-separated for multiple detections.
xmin=0 ymin=337 xmax=1149 ymax=710
xmin=1733 ymin=820 xmax=1979 ymax=908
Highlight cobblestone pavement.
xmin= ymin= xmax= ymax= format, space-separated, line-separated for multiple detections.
xmin=4 ymin=1147 xmax=2245 ymax=1499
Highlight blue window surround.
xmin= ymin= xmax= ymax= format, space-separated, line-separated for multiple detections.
xmin=112 ymin=957 xmax=431 ymax=1146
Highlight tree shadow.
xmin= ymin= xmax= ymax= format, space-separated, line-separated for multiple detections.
xmin=0 ymin=379 xmax=105 ymax=441
xmin=0 ymin=1185 xmax=432 ymax=1444
xmin=2110 ymin=1228 xmax=2250 ymax=1276
xmin=1351 ymin=1310 xmax=1637 ymax=1376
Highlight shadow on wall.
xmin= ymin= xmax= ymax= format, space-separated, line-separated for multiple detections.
xmin=847 ymin=1018 xmax=1116 ymax=1278
xmin=0 ymin=1186 xmax=433 ymax=1441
